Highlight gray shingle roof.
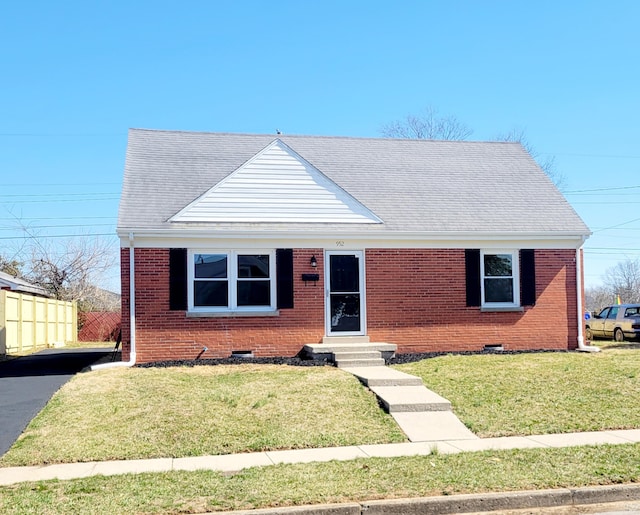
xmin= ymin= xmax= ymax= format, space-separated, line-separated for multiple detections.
xmin=118 ymin=129 xmax=590 ymax=236
xmin=0 ymin=271 xmax=50 ymax=297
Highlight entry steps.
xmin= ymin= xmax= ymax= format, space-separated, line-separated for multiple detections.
xmin=303 ymin=338 xmax=396 ymax=368
xmin=303 ymin=339 xmax=478 ymax=441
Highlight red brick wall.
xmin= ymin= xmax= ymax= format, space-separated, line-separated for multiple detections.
xmin=120 ymin=247 xmax=579 ymax=362
xmin=366 ymin=249 xmax=578 ymax=352
xmin=120 ymin=248 xmax=325 ymax=362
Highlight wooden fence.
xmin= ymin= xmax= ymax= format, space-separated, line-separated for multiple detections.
xmin=0 ymin=290 xmax=77 ymax=355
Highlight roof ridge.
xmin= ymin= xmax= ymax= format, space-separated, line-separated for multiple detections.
xmin=128 ymin=128 xmax=522 ymax=146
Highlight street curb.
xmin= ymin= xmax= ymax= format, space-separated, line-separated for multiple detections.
xmin=222 ymin=483 xmax=640 ymax=514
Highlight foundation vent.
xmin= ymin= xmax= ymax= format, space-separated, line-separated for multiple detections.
xmin=231 ymin=350 xmax=254 ymax=359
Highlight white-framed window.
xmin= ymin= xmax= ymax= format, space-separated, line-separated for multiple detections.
xmin=480 ymin=250 xmax=520 ymax=307
xmin=188 ymin=250 xmax=276 ymax=312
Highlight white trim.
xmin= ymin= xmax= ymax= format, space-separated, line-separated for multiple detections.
xmin=187 ymin=249 xmax=276 ymax=313
xmin=576 ymin=246 xmax=600 ymax=352
xmin=480 ymin=249 xmax=520 ymax=309
xmin=120 ymin=231 xmax=588 ymax=251
xmin=325 ymin=250 xmax=366 ymax=337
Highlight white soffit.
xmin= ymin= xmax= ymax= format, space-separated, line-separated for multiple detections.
xmin=170 ymin=139 xmax=382 ymax=224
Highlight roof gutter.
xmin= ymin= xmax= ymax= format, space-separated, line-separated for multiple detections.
xmin=575 ymin=245 xmax=599 ymax=353
xmin=92 ymin=232 xmax=137 ymax=370
xmin=117 ymin=228 xmax=591 ymax=241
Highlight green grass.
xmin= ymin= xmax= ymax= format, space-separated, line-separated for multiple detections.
xmin=0 ymin=364 xmax=406 ymax=466
xmin=3 ymin=346 xmax=639 ymax=468
xmin=62 ymin=341 xmax=114 ymax=349
xmin=1 ymin=444 xmax=639 ymax=514
xmin=393 ymin=345 xmax=640 ymax=437
xmin=1 ymin=346 xmax=640 ymax=512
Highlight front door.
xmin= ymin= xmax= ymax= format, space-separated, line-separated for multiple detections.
xmin=325 ymin=250 xmax=365 ymax=336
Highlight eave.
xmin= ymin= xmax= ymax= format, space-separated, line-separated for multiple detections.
xmin=117 ymin=226 xmax=590 ymax=250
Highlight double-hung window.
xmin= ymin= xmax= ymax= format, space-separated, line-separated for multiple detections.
xmin=480 ymin=250 xmax=520 ymax=308
xmin=189 ymin=250 xmax=276 ymax=312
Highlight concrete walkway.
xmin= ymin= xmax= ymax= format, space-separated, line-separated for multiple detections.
xmin=341 ymin=365 xmax=479 ymax=442
xmin=1 ymin=428 xmax=639 ymax=486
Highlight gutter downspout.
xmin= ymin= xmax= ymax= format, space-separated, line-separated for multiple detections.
xmin=92 ymin=232 xmax=137 ymax=370
xmin=575 ymin=245 xmax=600 ymax=353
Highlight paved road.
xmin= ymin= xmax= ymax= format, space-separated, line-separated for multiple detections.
xmin=0 ymin=348 xmax=111 ymax=456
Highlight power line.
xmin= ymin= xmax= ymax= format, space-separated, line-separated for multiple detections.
xmin=567 ymin=192 xmax=640 ymax=196
xmin=3 ymin=182 xmax=121 ymax=187
xmin=0 ymin=132 xmax=126 ymax=137
xmin=572 ymin=201 xmax=640 ymax=205
xmin=565 ymin=185 xmax=640 ymax=194
xmin=538 ymin=152 xmax=640 ymax=159
xmin=0 ymin=193 xmax=119 ymax=199
xmin=0 ymin=223 xmax=114 ymax=231
xmin=0 ymin=197 xmax=119 ymax=204
xmin=592 ymin=217 xmax=640 ymax=233
xmin=0 ymin=233 xmax=116 ymax=240
xmin=0 ymin=216 xmax=115 ymax=221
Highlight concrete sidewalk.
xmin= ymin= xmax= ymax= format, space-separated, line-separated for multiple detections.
xmin=1 ymin=428 xmax=639 ymax=486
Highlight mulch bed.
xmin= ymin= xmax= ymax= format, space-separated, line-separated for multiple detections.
xmin=136 ymin=349 xmax=567 ymax=368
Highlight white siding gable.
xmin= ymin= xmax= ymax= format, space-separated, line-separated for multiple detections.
xmin=170 ymin=140 xmax=382 ymax=224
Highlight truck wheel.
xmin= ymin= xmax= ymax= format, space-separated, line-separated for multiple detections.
xmin=585 ymin=327 xmax=592 ymax=341
xmin=614 ymin=328 xmax=624 ymax=343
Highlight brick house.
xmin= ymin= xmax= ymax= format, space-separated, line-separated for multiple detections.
xmin=116 ymin=129 xmax=591 ymax=363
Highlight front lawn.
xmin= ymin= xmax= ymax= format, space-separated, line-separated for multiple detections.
xmin=2 ymin=344 xmax=639 ymax=468
xmin=0 ymin=364 xmax=406 ymax=466
xmin=393 ymin=345 xmax=640 ymax=437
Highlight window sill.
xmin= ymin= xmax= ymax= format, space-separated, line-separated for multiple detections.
xmin=186 ymin=310 xmax=280 ymax=318
xmin=480 ymin=306 xmax=524 ymax=313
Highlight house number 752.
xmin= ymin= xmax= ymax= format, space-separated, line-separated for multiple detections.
xmin=336 ymin=241 xmax=344 ymax=247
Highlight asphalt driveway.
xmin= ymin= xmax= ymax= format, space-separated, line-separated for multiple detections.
xmin=0 ymin=348 xmax=111 ymax=456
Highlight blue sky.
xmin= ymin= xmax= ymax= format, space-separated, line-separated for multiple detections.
xmin=1 ymin=1 xmax=639 ymax=294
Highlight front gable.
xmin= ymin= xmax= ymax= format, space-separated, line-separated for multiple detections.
xmin=170 ymin=139 xmax=382 ymax=224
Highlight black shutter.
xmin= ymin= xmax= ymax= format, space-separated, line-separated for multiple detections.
xmin=520 ymin=249 xmax=536 ymax=306
xmin=465 ymin=249 xmax=481 ymax=307
xmin=169 ymin=248 xmax=188 ymax=311
xmin=276 ymin=249 xmax=294 ymax=309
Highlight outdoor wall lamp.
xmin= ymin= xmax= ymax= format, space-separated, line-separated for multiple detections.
xmin=310 ymin=255 xmax=318 ymax=268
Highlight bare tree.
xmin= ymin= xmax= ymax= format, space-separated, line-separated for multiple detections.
xmin=25 ymin=236 xmax=118 ymax=307
xmin=380 ymin=109 xmax=564 ymax=189
xmin=495 ymin=128 xmax=566 ymax=190
xmin=603 ymin=259 xmax=640 ymax=304
xmin=2 ymin=211 xmax=119 ymax=312
xmin=380 ymin=106 xmax=473 ymax=140
xmin=0 ymin=255 xmax=23 ymax=277
xmin=585 ymin=285 xmax=615 ymax=314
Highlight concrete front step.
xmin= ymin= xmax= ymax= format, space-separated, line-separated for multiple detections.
xmin=333 ymin=351 xmax=382 ymax=361
xmin=370 ymin=385 xmax=452 ymax=413
xmin=335 ymin=358 xmax=386 ymax=368
xmin=303 ymin=342 xmax=397 ymax=362
xmin=391 ymin=411 xmax=479 ymax=442
xmin=340 ymin=366 xmax=424 ymax=387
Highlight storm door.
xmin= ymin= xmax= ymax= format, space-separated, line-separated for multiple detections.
xmin=325 ymin=250 xmax=365 ymax=336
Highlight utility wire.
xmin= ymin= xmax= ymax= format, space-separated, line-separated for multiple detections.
xmin=0 ymin=192 xmax=119 ymax=198
xmin=0 ymin=197 xmax=119 ymax=204
xmin=0 ymin=233 xmax=115 ymax=240
xmin=565 ymin=185 xmax=640 ymax=194
xmin=0 ymin=223 xmax=114 ymax=231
